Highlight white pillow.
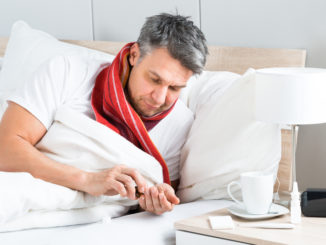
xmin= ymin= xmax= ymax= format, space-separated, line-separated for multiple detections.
xmin=177 ymin=69 xmax=281 ymax=203
xmin=179 ymin=71 xmax=240 ymax=113
xmin=0 ymin=20 xmax=114 ymax=96
xmin=0 ymin=20 xmax=115 ymax=121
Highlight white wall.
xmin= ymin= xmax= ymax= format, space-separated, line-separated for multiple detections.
xmin=0 ymin=0 xmax=200 ymax=40
xmin=201 ymin=0 xmax=326 ymax=68
xmin=200 ymin=0 xmax=326 ymax=191
xmin=0 ymin=0 xmax=325 ymax=191
xmin=0 ymin=0 xmax=93 ymax=39
xmin=92 ymin=0 xmax=200 ymax=41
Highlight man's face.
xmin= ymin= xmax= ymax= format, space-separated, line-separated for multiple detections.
xmin=127 ymin=43 xmax=193 ymax=117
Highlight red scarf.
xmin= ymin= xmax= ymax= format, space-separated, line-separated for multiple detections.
xmin=91 ymin=43 xmax=172 ymax=184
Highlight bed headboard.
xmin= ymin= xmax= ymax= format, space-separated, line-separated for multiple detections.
xmin=0 ymin=38 xmax=306 ymax=192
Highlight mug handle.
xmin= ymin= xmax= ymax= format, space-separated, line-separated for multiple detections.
xmin=227 ymin=181 xmax=244 ymax=206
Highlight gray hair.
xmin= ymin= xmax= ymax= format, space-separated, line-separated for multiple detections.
xmin=137 ymin=13 xmax=208 ymax=74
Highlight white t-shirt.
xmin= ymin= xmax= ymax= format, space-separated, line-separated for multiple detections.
xmin=8 ymin=55 xmax=194 ymax=181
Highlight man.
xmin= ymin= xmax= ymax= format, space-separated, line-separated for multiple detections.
xmin=0 ymin=13 xmax=208 ymax=215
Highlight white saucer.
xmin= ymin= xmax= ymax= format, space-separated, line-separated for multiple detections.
xmin=227 ymin=203 xmax=289 ymax=220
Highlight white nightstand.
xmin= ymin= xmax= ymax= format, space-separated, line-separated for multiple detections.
xmin=174 ymin=208 xmax=326 ymax=245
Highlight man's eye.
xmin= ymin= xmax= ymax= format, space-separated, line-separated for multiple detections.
xmin=169 ymin=86 xmax=179 ymax=91
xmin=151 ymin=78 xmax=160 ymax=84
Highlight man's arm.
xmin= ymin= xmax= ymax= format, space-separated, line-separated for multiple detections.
xmin=0 ymin=102 xmax=147 ymax=199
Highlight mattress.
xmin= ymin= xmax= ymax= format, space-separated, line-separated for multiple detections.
xmin=0 ymin=199 xmax=232 ymax=245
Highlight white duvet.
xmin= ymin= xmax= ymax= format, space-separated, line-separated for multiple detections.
xmin=0 ymin=107 xmax=163 ymax=232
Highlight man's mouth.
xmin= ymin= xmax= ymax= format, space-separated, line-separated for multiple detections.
xmin=144 ymin=101 xmax=160 ymax=110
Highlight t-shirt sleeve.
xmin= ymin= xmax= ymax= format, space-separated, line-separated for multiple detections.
xmin=149 ymin=100 xmax=194 ymax=181
xmin=164 ymin=106 xmax=194 ymax=181
xmin=7 ymin=55 xmax=74 ymax=129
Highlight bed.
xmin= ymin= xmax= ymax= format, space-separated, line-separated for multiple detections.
xmin=0 ymin=22 xmax=305 ymax=245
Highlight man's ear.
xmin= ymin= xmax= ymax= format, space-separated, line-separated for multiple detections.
xmin=129 ymin=43 xmax=140 ymax=67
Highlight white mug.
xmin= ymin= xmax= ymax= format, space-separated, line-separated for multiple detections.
xmin=227 ymin=171 xmax=274 ymax=215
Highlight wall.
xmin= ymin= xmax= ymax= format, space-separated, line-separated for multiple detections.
xmin=0 ymin=0 xmax=325 ymax=191
xmin=200 ymin=0 xmax=326 ymax=191
xmin=0 ymin=0 xmax=200 ymax=40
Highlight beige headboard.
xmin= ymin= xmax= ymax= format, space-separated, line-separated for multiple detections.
xmin=0 ymin=38 xmax=306 ymax=192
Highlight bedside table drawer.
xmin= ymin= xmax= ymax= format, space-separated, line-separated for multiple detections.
xmin=176 ymin=230 xmax=248 ymax=245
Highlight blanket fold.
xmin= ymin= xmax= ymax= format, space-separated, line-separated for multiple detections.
xmin=0 ymin=107 xmax=163 ymax=232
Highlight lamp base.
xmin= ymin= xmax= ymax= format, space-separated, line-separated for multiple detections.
xmin=290 ymin=181 xmax=302 ymax=224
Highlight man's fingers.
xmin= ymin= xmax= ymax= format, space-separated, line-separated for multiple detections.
xmin=106 ymin=179 xmax=127 ymax=197
xmin=122 ymin=168 xmax=147 ymax=193
xmin=169 ymin=194 xmax=180 ymax=205
xmin=159 ymin=192 xmax=172 ymax=211
xmin=116 ymin=174 xmax=136 ymax=199
xmin=164 ymin=188 xmax=180 ymax=205
xmin=139 ymin=185 xmax=179 ymax=215
xmin=150 ymin=187 xmax=163 ymax=213
xmin=144 ymin=188 xmax=154 ymax=212
xmin=138 ymin=195 xmax=146 ymax=210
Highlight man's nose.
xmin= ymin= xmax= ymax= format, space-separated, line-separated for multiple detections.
xmin=152 ymin=86 xmax=168 ymax=105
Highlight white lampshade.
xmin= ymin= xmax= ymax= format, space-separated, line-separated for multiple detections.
xmin=255 ymin=67 xmax=326 ymax=125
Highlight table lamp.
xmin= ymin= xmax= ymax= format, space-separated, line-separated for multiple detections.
xmin=255 ymin=67 xmax=326 ymax=224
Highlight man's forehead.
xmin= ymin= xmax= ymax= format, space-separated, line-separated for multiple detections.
xmin=141 ymin=47 xmax=193 ymax=84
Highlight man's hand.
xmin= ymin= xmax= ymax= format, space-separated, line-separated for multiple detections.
xmin=138 ymin=183 xmax=180 ymax=215
xmin=83 ymin=165 xmax=147 ymax=200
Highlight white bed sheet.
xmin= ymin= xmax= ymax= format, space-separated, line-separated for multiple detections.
xmin=0 ymin=199 xmax=232 ymax=245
